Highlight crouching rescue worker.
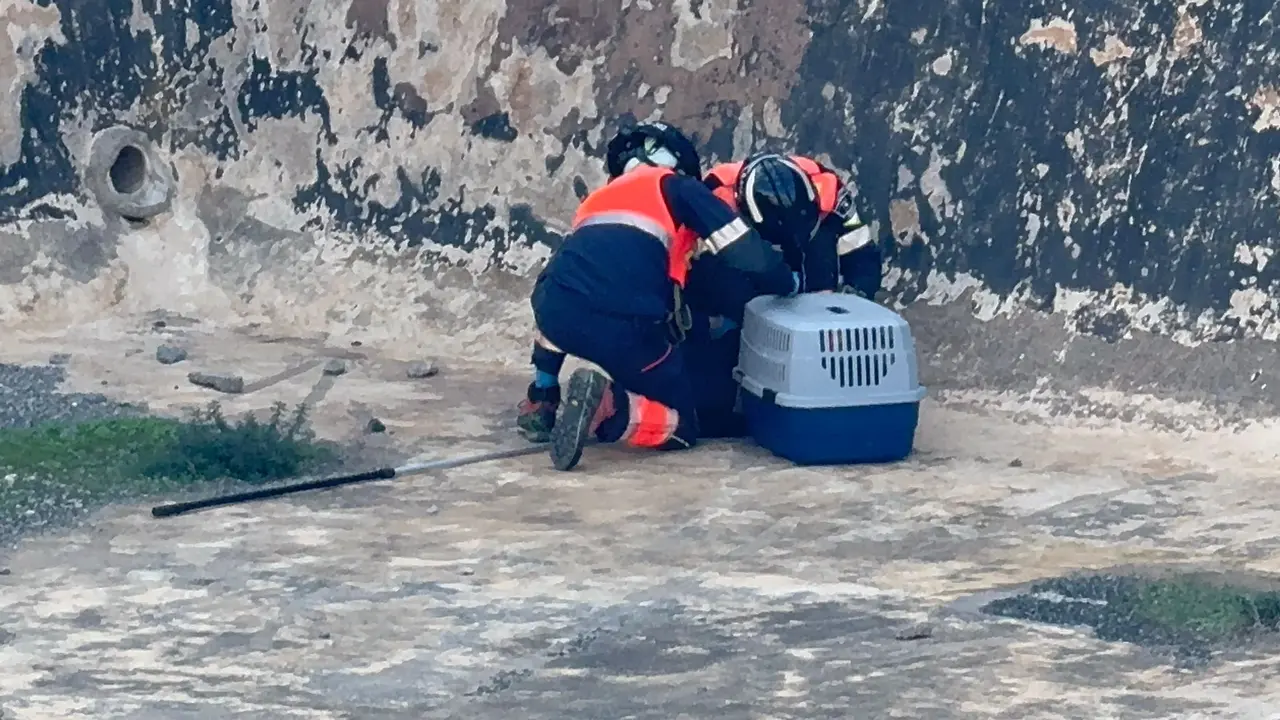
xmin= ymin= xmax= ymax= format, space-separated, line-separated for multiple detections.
xmin=520 ymin=121 xmax=798 ymax=471
xmin=676 ymin=151 xmax=885 ymax=437
xmin=704 ymin=151 xmax=881 ymax=303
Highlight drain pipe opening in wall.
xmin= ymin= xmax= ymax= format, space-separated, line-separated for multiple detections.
xmin=85 ymin=125 xmax=177 ymax=227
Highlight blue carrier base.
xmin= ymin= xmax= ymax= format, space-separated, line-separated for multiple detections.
xmin=740 ymin=389 xmax=922 ymax=466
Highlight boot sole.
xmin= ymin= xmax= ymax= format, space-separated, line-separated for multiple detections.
xmin=551 ymin=368 xmax=606 ymax=471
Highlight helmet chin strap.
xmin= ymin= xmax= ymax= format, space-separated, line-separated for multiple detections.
xmin=621 ymin=145 xmax=679 ymax=174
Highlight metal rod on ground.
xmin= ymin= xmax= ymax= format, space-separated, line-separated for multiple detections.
xmin=150 ymin=443 xmax=548 ymax=519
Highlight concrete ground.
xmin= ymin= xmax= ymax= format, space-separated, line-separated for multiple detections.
xmin=2 ymin=313 xmax=1280 ymax=719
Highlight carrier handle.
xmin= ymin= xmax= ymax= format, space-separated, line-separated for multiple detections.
xmin=731 ymin=367 xmax=777 ymax=405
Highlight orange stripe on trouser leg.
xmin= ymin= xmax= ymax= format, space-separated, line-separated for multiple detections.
xmin=618 ymin=392 xmax=679 ymax=448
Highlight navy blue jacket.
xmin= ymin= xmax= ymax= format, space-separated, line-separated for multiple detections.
xmin=538 ymin=174 xmax=794 ymax=319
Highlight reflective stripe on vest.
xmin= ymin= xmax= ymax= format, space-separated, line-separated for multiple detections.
xmin=569 ymin=165 xmax=696 ymax=286
xmin=575 ymin=211 xmax=672 ymax=248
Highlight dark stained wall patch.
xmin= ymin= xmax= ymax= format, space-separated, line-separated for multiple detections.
xmin=471 ymin=112 xmax=518 ymax=142
xmin=236 ymin=56 xmax=336 ymax=144
xmin=292 ymin=155 xmax=559 ymax=264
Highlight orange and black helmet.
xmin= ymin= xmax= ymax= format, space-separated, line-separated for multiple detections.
xmin=735 ymin=152 xmax=822 ymax=248
xmin=604 ymin=121 xmax=702 ymax=179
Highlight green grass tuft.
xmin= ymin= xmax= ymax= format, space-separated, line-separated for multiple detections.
xmin=142 ymin=401 xmax=335 ymax=485
xmin=1132 ymin=577 xmax=1270 ymax=637
xmin=0 ymin=401 xmax=336 ymax=537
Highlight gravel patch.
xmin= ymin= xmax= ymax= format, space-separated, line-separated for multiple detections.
xmin=0 ymin=362 xmax=151 ymax=547
xmin=0 ymin=363 xmax=145 ymax=430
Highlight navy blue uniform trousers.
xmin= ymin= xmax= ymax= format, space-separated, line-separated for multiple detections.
xmin=531 ymin=276 xmax=699 ymax=444
xmin=681 ymin=323 xmax=748 ymax=438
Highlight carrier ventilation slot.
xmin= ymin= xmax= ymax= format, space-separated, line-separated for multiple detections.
xmin=819 ymin=325 xmax=897 ymax=387
xmin=742 ymin=349 xmax=787 ymax=386
xmin=759 ymin=322 xmax=791 ymax=352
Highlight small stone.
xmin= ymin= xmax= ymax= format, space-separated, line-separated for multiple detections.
xmin=365 ymin=418 xmax=386 ymax=433
xmin=0 ymin=568 xmax=9 ymax=576
xmin=188 ymin=372 xmax=245 ymax=394
xmin=406 ymin=360 xmax=438 ymax=379
xmin=322 ymin=359 xmax=346 ymax=376
xmin=459 ymin=567 xmax=475 ymax=576
xmin=425 ymin=504 xmax=440 ymax=515
xmin=894 ymin=623 xmax=933 ymax=641
xmin=318 ymin=631 xmax=331 ymax=640
xmin=48 ymin=353 xmax=70 ymax=365
xmin=156 ymin=344 xmax=188 ymax=365
xmin=1009 ymin=458 xmax=1023 ymax=467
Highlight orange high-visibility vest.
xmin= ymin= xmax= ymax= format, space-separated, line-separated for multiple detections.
xmin=571 ymin=166 xmax=699 ymax=286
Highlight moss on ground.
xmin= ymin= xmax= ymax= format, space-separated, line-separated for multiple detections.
xmin=0 ymin=402 xmax=336 ymax=539
xmin=981 ymin=572 xmax=1280 ymax=663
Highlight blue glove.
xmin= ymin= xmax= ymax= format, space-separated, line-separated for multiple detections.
xmin=709 ymin=317 xmax=738 ymax=339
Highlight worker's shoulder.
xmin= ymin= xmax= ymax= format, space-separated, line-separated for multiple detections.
xmin=659 ymin=171 xmax=711 ymax=196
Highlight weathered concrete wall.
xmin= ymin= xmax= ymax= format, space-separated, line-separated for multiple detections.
xmin=0 ymin=0 xmax=1277 ymax=367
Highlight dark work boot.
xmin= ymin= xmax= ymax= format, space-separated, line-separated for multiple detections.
xmin=550 ymin=368 xmax=615 ymax=471
xmin=516 ymin=383 xmax=560 ymax=442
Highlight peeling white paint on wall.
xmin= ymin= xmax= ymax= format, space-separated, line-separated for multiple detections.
xmin=930 ymin=51 xmax=953 ymax=76
xmin=490 ymin=44 xmax=601 ymax=136
xmin=670 ymin=0 xmax=738 ymax=71
xmin=1249 ymin=87 xmax=1280 ymax=132
xmin=760 ymin=98 xmax=787 ymax=137
xmin=1169 ymin=4 xmax=1204 ymax=61
xmin=912 ymin=270 xmax=1006 ymax=321
xmin=1225 ymin=288 xmax=1280 ymax=340
xmin=919 ymin=147 xmax=954 ymax=222
xmin=397 ymin=0 xmax=508 ymax=110
xmin=1234 ymin=242 xmax=1273 ymax=271
xmin=1019 ymin=18 xmax=1078 ymax=55
xmin=0 ymin=0 xmax=64 ymax=165
xmin=1090 ymin=36 xmax=1134 ymax=67
xmin=1025 ymin=212 xmax=1042 ymax=246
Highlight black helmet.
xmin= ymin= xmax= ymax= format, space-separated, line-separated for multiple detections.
xmin=605 ymin=121 xmax=702 ymax=179
xmin=735 ymin=152 xmax=821 ymax=247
